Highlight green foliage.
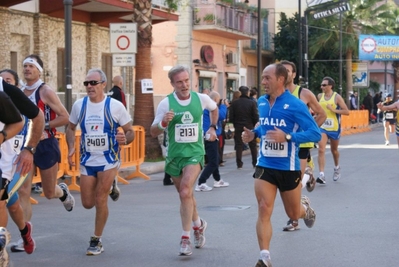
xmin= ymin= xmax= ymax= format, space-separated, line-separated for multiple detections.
xmin=203 ymin=13 xmax=215 ymax=22
xmin=273 ymin=13 xmax=300 ymax=83
xmin=164 ymin=0 xmax=180 ymax=12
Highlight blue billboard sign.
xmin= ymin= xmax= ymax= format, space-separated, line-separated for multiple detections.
xmin=359 ymin=34 xmax=399 ymax=61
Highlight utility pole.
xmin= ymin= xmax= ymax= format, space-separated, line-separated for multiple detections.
xmin=64 ymin=0 xmax=73 ymax=113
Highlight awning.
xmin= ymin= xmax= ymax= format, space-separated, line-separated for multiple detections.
xmin=198 ymin=70 xmax=217 ymax=78
xmin=226 ymin=72 xmax=240 ymax=80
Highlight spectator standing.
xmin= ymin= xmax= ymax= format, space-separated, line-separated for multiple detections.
xmin=250 ymin=88 xmax=258 ymax=102
xmin=109 ymin=75 xmax=126 ymax=108
xmin=195 ymin=91 xmax=229 ymax=191
xmin=66 ymin=68 xmax=134 ymax=255
xmin=316 ymin=77 xmax=349 ymax=184
xmin=229 ymin=86 xmax=259 ymax=169
xmin=350 ymin=91 xmax=358 ymax=110
xmin=242 ymin=63 xmax=320 ymax=267
xmin=362 ymin=92 xmax=373 ymax=122
xmin=150 ymin=65 xmax=218 ymax=256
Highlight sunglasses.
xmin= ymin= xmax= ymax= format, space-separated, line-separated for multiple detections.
xmin=321 ymin=84 xmax=329 ymax=87
xmin=83 ymin=80 xmax=104 ymax=86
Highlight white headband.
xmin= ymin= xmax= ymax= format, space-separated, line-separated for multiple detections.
xmin=23 ymin=58 xmax=43 ymax=73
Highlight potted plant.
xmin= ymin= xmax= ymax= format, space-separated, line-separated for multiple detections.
xmin=203 ymin=13 xmax=215 ymax=24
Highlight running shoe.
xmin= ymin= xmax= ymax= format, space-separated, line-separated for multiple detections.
xmin=316 ymin=173 xmax=326 ymax=184
xmin=10 ymin=238 xmax=24 ymax=253
xmin=193 ymin=219 xmax=207 ymax=248
xmin=34 ymin=184 xmax=43 ymax=194
xmin=213 ymin=179 xmax=229 ymax=188
xmin=21 ymin=222 xmax=36 ymax=254
xmin=179 ymin=237 xmax=192 ymax=256
xmin=195 ymin=183 xmax=212 ymax=192
xmin=255 ymin=258 xmax=273 ymax=267
xmin=59 ymin=183 xmax=75 ymax=212
xmin=385 ymin=141 xmax=389 ymax=146
xmin=305 ymin=167 xmax=316 ymax=192
xmin=109 ymin=177 xmax=120 ymax=201
xmin=86 ymin=236 xmax=104 ymax=256
xmin=333 ymin=166 xmax=341 ymax=181
xmin=283 ymin=219 xmax=300 ymax=231
xmin=0 ymin=227 xmax=10 ymax=266
xmin=301 ymin=196 xmax=316 ymax=228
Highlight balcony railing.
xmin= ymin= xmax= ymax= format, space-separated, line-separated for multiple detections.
xmin=193 ymin=2 xmax=257 ymax=37
xmin=242 ymin=32 xmax=274 ymax=52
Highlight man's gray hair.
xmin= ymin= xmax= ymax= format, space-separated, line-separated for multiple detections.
xmin=168 ymin=65 xmax=190 ymax=82
xmin=87 ymin=68 xmax=107 ymax=83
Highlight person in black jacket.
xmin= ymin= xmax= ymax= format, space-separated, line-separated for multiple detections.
xmin=229 ymin=86 xmax=259 ymax=169
xmin=109 ymin=75 xmax=126 ymax=108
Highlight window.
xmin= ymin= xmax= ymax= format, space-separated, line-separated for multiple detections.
xmin=199 ymin=77 xmax=212 ymax=93
xmin=101 ymin=53 xmax=112 ymax=92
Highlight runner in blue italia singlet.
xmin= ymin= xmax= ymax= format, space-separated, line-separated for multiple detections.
xmin=253 ymin=90 xmax=321 ymax=171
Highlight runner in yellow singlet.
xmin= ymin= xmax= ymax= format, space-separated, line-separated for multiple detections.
xmin=316 ymin=77 xmax=349 ymax=184
xmin=281 ymin=61 xmax=327 ymax=231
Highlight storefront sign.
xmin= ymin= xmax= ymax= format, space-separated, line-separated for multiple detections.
xmin=359 ymin=34 xmax=399 ymax=61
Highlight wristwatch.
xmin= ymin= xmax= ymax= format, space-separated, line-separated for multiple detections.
xmin=23 ymin=146 xmax=36 ymax=155
xmin=285 ymin=133 xmax=292 ymax=142
xmin=209 ymin=124 xmax=218 ymax=130
xmin=0 ymin=130 xmax=7 ymax=142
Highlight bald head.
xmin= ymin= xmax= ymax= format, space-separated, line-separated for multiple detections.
xmin=112 ymin=75 xmax=123 ymax=88
xmin=209 ymin=91 xmax=220 ymax=103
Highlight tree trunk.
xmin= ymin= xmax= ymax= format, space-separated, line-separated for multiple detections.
xmin=133 ymin=0 xmax=162 ymax=159
xmin=345 ymin=49 xmax=353 ymax=107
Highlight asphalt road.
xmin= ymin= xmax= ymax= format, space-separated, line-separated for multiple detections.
xmin=5 ymin=125 xmax=399 ymax=267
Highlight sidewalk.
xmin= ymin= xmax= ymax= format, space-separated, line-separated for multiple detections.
xmin=121 ymin=123 xmax=382 ymax=177
xmin=119 ymin=139 xmax=249 ymax=177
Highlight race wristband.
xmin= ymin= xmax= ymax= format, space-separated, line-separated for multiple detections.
xmin=158 ymin=121 xmax=166 ymax=130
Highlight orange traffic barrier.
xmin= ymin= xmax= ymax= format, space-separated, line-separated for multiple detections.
xmin=63 ymin=130 xmax=81 ymax=193
xmin=118 ymin=125 xmax=150 ymax=181
xmin=341 ymin=110 xmax=370 ymax=136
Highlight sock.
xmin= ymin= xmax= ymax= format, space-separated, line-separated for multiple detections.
xmin=59 ymin=188 xmax=67 ymax=202
xmin=335 ymin=165 xmax=340 ymax=169
xmin=20 ymin=224 xmax=28 ymax=236
xmin=193 ymin=218 xmax=201 ymax=228
xmin=260 ymin=250 xmax=271 ymax=260
xmin=319 ymin=171 xmax=324 ymax=177
xmin=301 ymin=173 xmax=310 ymax=188
xmin=181 ymin=231 xmax=190 ymax=238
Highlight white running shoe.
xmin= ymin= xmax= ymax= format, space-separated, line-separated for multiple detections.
xmin=59 ymin=183 xmax=75 ymax=212
xmin=10 ymin=238 xmax=24 ymax=253
xmin=333 ymin=166 xmax=341 ymax=181
xmin=195 ymin=183 xmax=212 ymax=192
xmin=213 ymin=179 xmax=229 ymax=188
xmin=179 ymin=237 xmax=192 ymax=256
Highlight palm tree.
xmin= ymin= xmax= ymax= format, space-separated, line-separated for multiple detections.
xmin=132 ymin=0 xmax=179 ymax=159
xmin=308 ymin=0 xmax=394 ymax=105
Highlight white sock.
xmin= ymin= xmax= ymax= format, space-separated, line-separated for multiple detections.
xmin=181 ymin=231 xmax=190 ymax=238
xmin=260 ymin=250 xmax=271 ymax=260
xmin=301 ymin=173 xmax=310 ymax=188
xmin=335 ymin=165 xmax=340 ymax=169
xmin=192 ymin=218 xmax=201 ymax=228
xmin=319 ymin=171 xmax=324 ymax=177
